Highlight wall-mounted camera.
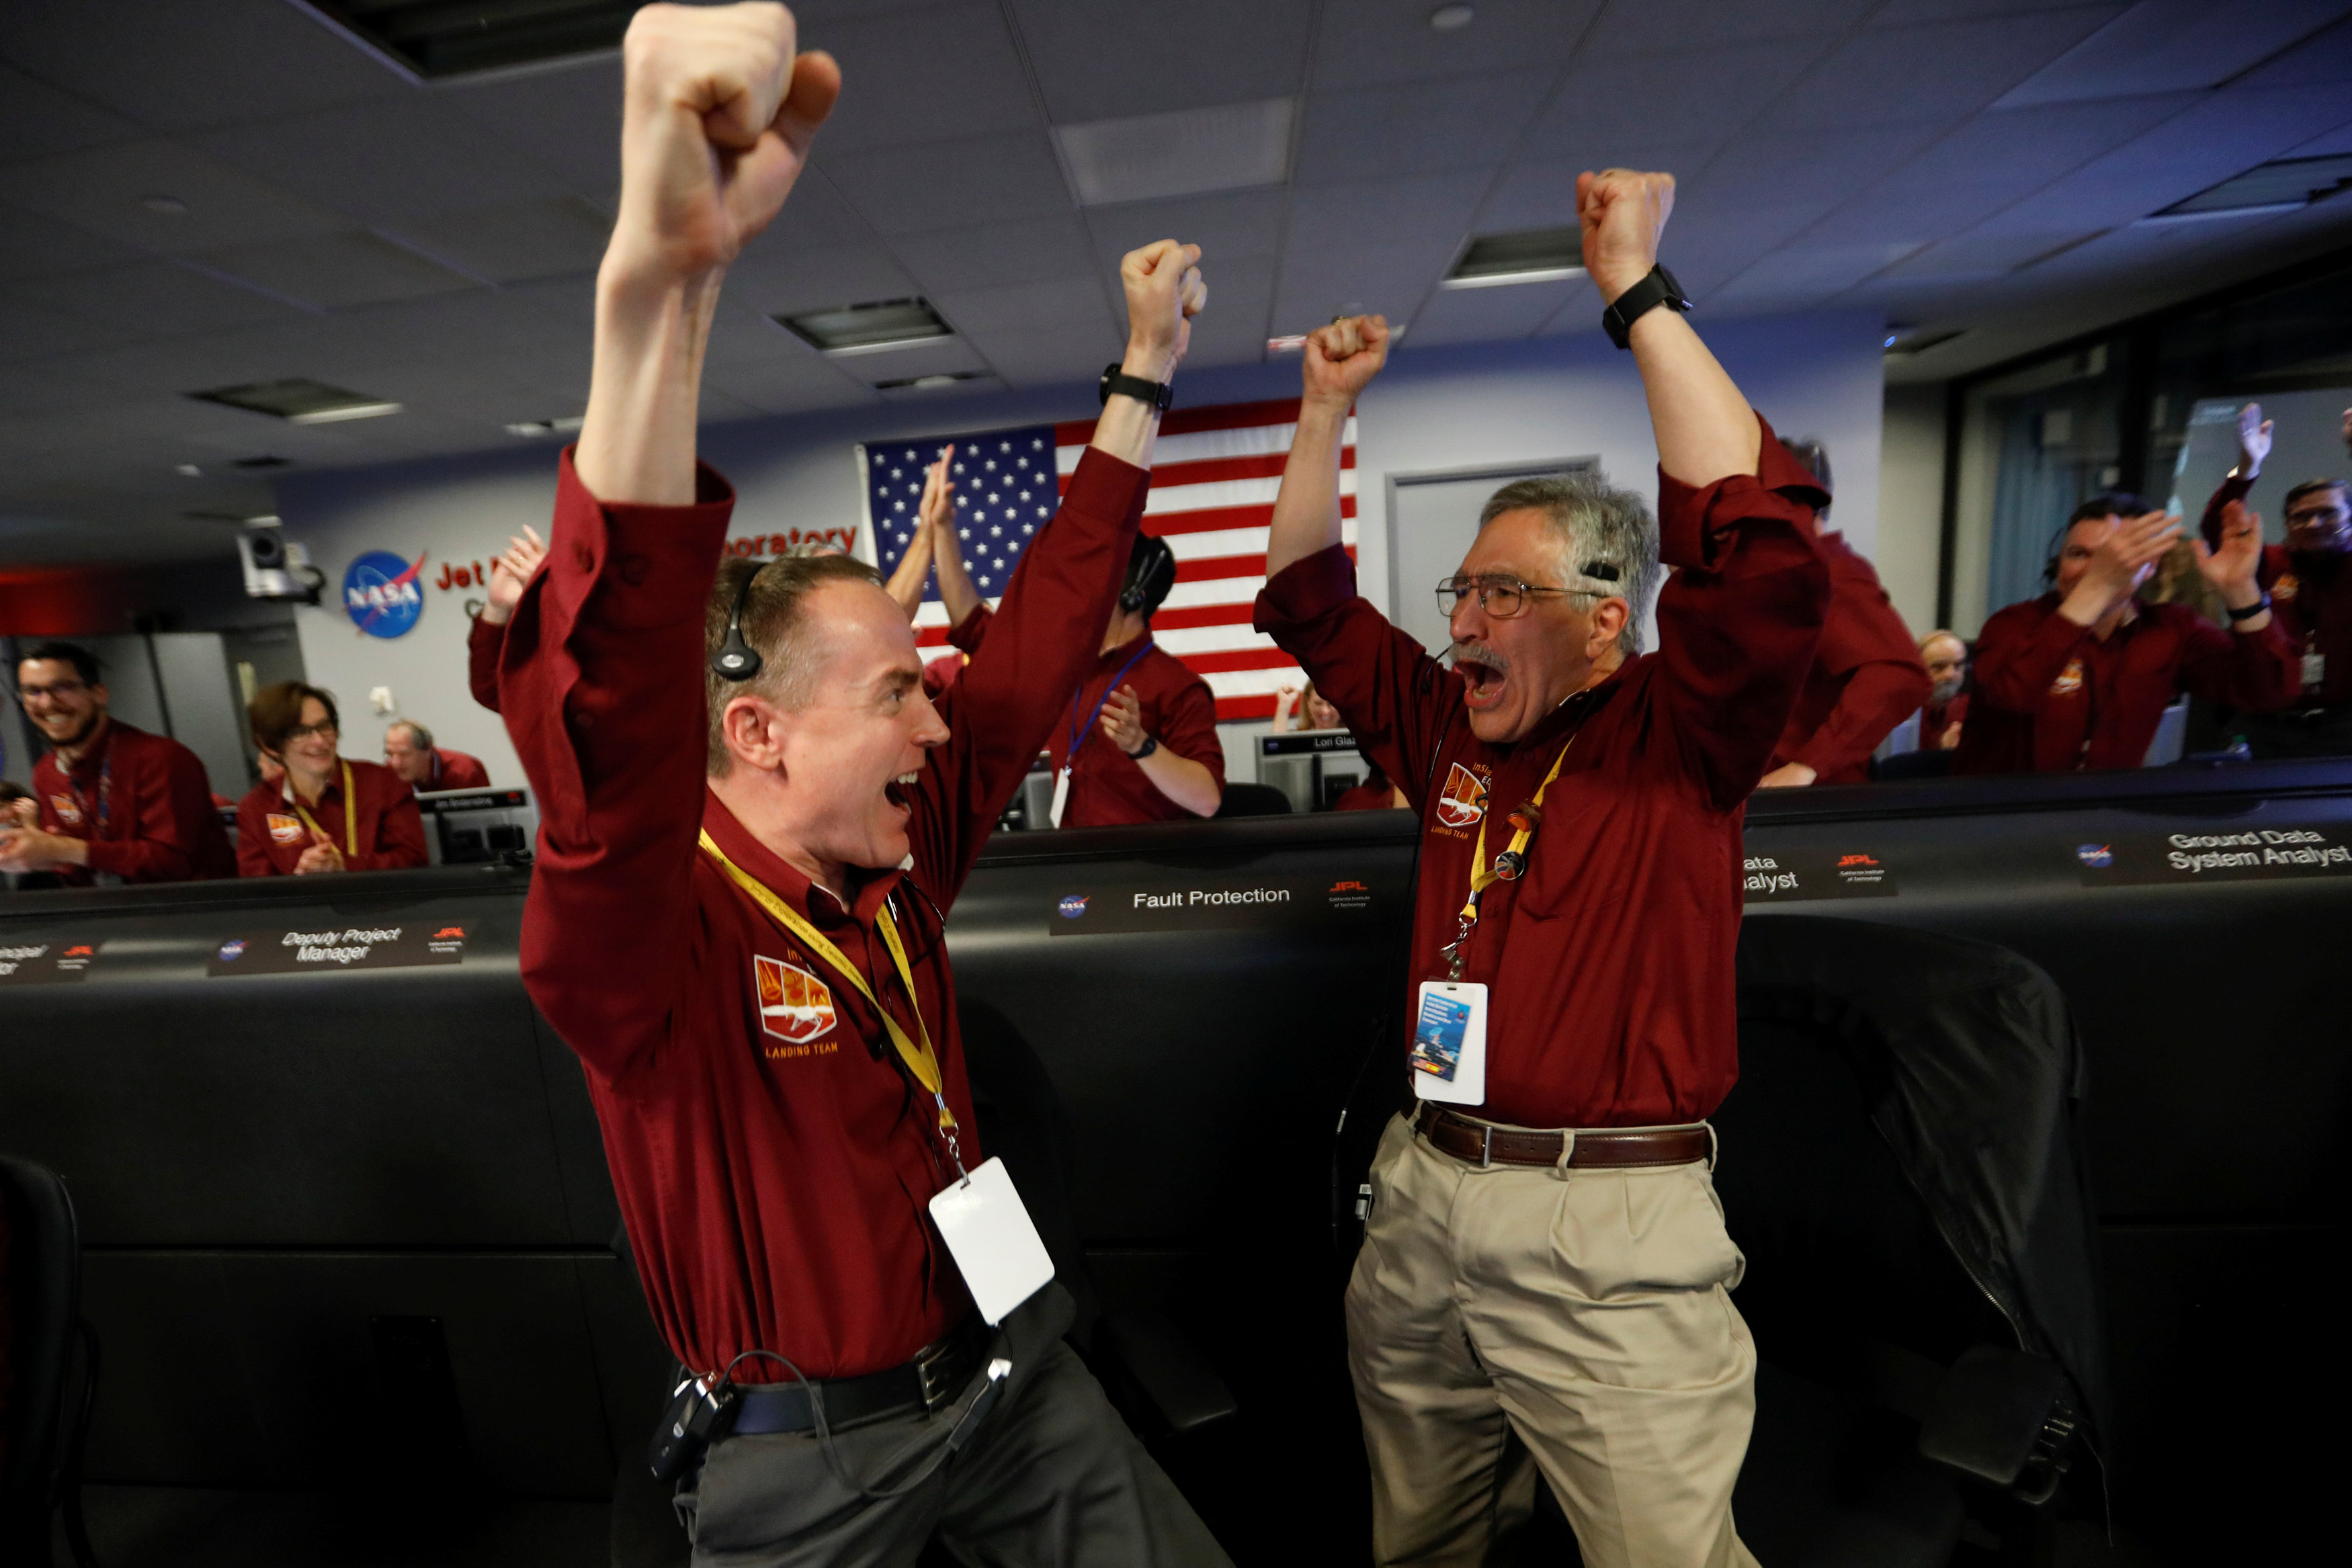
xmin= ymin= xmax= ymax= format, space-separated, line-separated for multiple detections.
xmin=236 ymin=524 xmax=325 ymax=603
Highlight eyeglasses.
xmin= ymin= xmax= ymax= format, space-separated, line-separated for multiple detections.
xmin=1435 ymin=576 xmax=1595 ymax=620
xmin=16 ymin=680 xmax=89 ymax=703
xmin=284 ymin=720 xmax=338 ymax=742
xmin=2285 ymin=506 xmax=2348 ymax=525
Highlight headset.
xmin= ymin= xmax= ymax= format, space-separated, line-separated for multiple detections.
xmin=710 ymin=559 xmax=775 ymax=681
xmin=1120 ymin=533 xmax=1177 ymax=615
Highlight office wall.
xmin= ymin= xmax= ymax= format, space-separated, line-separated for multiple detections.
xmin=274 ymin=310 xmax=1889 ymax=785
xmin=1878 ymin=382 xmax=1949 ymax=636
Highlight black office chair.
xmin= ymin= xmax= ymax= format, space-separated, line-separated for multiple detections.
xmin=1717 ymin=917 xmax=2109 ymax=1567
xmin=1214 ymin=783 xmax=1293 ymax=818
xmin=1872 ymin=748 xmax=1954 ymax=781
xmin=0 ymin=1156 xmax=100 ymax=1568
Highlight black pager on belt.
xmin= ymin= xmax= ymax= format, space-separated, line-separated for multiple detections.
xmin=648 ymin=1372 xmax=739 ymax=1481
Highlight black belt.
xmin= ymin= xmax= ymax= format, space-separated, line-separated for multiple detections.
xmin=1413 ymin=1104 xmax=1712 ymax=1170
xmin=730 ymin=1315 xmax=990 ymax=1436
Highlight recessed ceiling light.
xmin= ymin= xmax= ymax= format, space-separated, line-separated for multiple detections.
xmin=1442 ymin=228 xmax=1585 ymax=289
xmin=292 ymin=0 xmax=635 ymax=79
xmin=874 ymin=372 xmax=982 ymax=391
xmin=1054 ymin=99 xmax=1295 ymax=206
xmin=186 ymin=378 xmax=404 ymax=424
xmin=780 ymin=298 xmax=954 ymax=355
xmin=175 ymin=462 xmax=203 ymax=476
xmin=1884 ymin=327 xmax=1966 ymax=358
xmin=505 ymin=415 xmax=587 ymax=437
xmin=142 ymin=195 xmax=187 ymax=215
xmin=1430 ymin=4 xmax=1476 ymax=31
xmin=2141 ymin=152 xmax=2352 ymax=224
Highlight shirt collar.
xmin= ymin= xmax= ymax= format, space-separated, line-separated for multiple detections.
xmin=1098 ymin=629 xmax=1154 ymax=670
xmin=700 ymin=787 xmax=906 ymax=930
xmin=281 ymin=760 xmax=345 ymax=809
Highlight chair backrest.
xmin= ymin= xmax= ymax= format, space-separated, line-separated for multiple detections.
xmin=0 ymin=1156 xmax=80 ymax=1510
xmin=1214 ymin=783 xmax=1293 ymax=818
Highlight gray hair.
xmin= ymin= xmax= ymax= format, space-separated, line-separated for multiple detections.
xmin=703 ymin=552 xmax=882 ymax=776
xmin=387 ymin=718 xmax=433 ymax=750
xmin=1478 ymin=473 xmax=1661 ymax=658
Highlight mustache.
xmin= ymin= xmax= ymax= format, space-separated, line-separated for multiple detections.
xmin=1450 ymin=642 xmax=1508 ymax=675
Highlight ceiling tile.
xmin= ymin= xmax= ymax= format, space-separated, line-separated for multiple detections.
xmin=1684 ymin=124 xmax=1950 ymax=223
xmin=962 ymin=318 xmax=1121 ymax=389
xmin=739 ymin=169 xmax=880 ymax=256
xmin=892 ymin=214 xmax=1098 ymax=294
xmin=1175 ymin=254 xmax=1277 ymax=370
xmin=1296 ymin=71 xmax=1556 ymax=185
xmin=383 ymin=197 xmax=612 ymax=286
xmin=440 ymin=57 xmax=622 ymax=198
xmin=195 ymin=230 xmax=483 ymax=310
xmin=1312 ymin=0 xmax=1601 ymax=89
xmin=1579 ymin=0 xmax=1879 ymax=58
xmin=1406 ymin=275 xmax=1590 ymax=347
xmin=1477 ymin=151 xmax=1716 ymax=234
xmin=1274 ymin=244 xmax=1455 ymax=335
xmin=0 ymin=0 xmax=406 ymax=132
xmin=800 ymin=3 xmax=1041 ymax=153
xmin=1775 ymin=7 xmax=2128 ymax=130
xmin=1878 ymin=228 xmax=2109 ymax=277
xmin=193 ymin=97 xmax=568 ymax=226
xmin=724 ymin=243 xmax=924 ymax=318
xmin=14 ymin=258 xmax=304 ymax=337
xmin=2233 ymin=15 xmax=2352 ymax=86
xmin=1711 ymin=241 xmax=1929 ymax=308
xmin=2281 ymin=115 xmax=2352 ymax=157
xmin=0 ymin=140 xmax=349 ymax=255
xmin=1010 ymin=0 xmax=1314 ymax=122
xmin=1994 ymin=0 xmax=2352 ymax=106
xmin=1084 ymin=188 xmax=1289 ymax=267
xmin=931 ymin=277 xmax=1116 ymax=337
xmin=0 ymin=206 xmax=146 ymax=284
xmin=827 ymin=132 xmax=1073 ymax=234
xmin=1288 ymin=169 xmax=1492 ymax=259
xmin=1527 ymin=39 xmax=1841 ymax=156
xmin=0 ymin=62 xmax=143 ymax=164
xmin=0 ymin=299 xmax=149 ymax=364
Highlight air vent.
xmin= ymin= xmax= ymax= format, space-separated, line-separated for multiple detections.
xmin=780 ymin=298 xmax=954 ymax=355
xmin=1054 ymin=99 xmax=1295 ymax=207
xmin=295 ymin=1 xmax=634 ymax=80
xmin=189 ymin=380 xmax=403 ymax=425
xmin=233 ymin=455 xmax=294 ymax=470
xmin=874 ymin=372 xmax=985 ymax=391
xmin=1442 ymin=228 xmax=1584 ymax=289
xmin=2147 ymin=153 xmax=2352 ymax=222
xmin=1884 ymin=327 xmax=1966 ymax=359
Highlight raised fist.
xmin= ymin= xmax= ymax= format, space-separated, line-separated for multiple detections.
xmin=610 ymin=3 xmax=840 ymax=284
xmin=1577 ymin=169 xmax=1675 ymax=302
xmin=1302 ymin=315 xmax=1389 ymax=410
xmin=2236 ymin=402 xmax=2272 ymax=477
xmin=1120 ymin=241 xmax=1206 ymax=380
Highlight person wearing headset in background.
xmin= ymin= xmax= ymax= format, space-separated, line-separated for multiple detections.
xmin=1953 ymin=492 xmax=2299 ymax=774
xmin=237 ymin=681 xmax=427 ymax=875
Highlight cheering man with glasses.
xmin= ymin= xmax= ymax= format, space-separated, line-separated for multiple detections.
xmin=1257 ymin=170 xmax=1828 ymax=1568
xmin=1 ymin=640 xmax=235 ymax=885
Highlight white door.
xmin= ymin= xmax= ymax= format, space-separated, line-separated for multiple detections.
xmin=1387 ymin=462 xmax=1595 ymax=657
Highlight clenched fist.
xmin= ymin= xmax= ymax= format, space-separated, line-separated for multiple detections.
xmin=1120 ymin=241 xmax=1208 ymax=381
xmin=1302 ymin=315 xmax=1388 ymax=410
xmin=1577 ymin=169 xmax=1675 ymax=302
xmin=610 ymin=3 xmax=841 ymax=286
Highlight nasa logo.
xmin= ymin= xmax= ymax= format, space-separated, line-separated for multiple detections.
xmin=2050 ymin=659 xmax=2085 ymax=697
xmin=218 ymin=939 xmax=246 ymax=962
xmin=753 ymin=954 xmax=837 ymax=1044
xmin=344 ymin=550 xmax=429 ymax=640
xmin=48 ymin=794 xmax=82 ymax=826
xmin=1435 ymin=763 xmax=1489 ymax=830
xmin=2076 ymin=844 xmax=2113 ymax=869
xmin=267 ymin=813 xmax=306 ymax=845
xmin=1057 ymin=894 xmax=1089 ymax=918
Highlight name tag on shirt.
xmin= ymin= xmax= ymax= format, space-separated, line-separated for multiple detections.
xmin=2304 ymin=652 xmax=2326 ymax=689
xmin=929 ymin=1156 xmax=1055 ymax=1325
xmin=1411 ymin=981 xmax=1488 ymax=1106
xmin=1048 ymin=767 xmax=1070 ymax=829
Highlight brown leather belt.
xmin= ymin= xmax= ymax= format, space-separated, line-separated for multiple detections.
xmin=1413 ymin=1103 xmax=1711 ymax=1170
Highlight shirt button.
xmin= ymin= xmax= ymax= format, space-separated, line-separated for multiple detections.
xmin=619 ymin=554 xmax=650 ymax=586
xmin=573 ymin=542 xmax=594 ymax=572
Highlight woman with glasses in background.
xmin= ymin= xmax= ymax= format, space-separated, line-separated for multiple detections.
xmin=236 ymin=681 xmax=427 ymax=876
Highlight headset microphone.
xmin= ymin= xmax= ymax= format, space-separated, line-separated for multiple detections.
xmin=1120 ymin=533 xmax=1177 ymax=615
xmin=710 ymin=560 xmax=773 ymax=681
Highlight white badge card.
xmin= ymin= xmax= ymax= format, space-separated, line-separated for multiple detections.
xmin=1048 ymin=767 xmax=1071 ymax=829
xmin=929 ymin=1156 xmax=1056 ymax=1325
xmin=2304 ymin=652 xmax=2326 ymax=690
xmin=1410 ymin=981 xmax=1488 ymax=1105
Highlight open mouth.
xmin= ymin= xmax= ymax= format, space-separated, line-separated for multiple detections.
xmin=882 ymin=771 xmax=919 ymax=812
xmin=1460 ymin=659 xmax=1507 ymax=711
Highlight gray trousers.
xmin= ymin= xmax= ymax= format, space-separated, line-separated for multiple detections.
xmin=674 ymin=1285 xmax=1230 ymax=1568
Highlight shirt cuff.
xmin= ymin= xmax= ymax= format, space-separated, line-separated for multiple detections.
xmin=1654 ymin=413 xmax=1829 ymax=572
xmin=546 ymin=445 xmax=737 ymax=633
xmin=1254 ymin=543 xmax=1358 ymax=635
xmin=82 ymin=836 xmax=130 ymax=875
xmin=948 ymin=603 xmax=994 ymax=653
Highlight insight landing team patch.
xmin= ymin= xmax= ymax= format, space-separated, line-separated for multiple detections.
xmin=1435 ymin=763 xmax=1488 ymax=830
xmin=753 ymin=954 xmax=838 ymax=1050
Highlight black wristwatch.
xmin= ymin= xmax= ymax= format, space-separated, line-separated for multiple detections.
xmin=1601 ymin=265 xmax=1692 ymax=350
xmin=1130 ymin=735 xmax=1159 ymax=759
xmin=2226 ymin=593 xmax=2272 ymax=623
xmin=1100 ymin=363 xmax=1174 ymax=412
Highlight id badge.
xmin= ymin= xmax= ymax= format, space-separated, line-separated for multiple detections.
xmin=1048 ymin=767 xmax=1070 ymax=829
xmin=2304 ymin=652 xmax=2326 ymax=690
xmin=1410 ymin=981 xmax=1487 ymax=1105
xmin=929 ymin=1156 xmax=1056 ymax=1325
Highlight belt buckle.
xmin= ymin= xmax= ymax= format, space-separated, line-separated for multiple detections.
xmin=914 ymin=1336 xmax=962 ymax=1413
xmin=1480 ymin=1123 xmax=1494 ymax=1169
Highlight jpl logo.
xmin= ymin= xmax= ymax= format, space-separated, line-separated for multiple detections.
xmin=1057 ymin=895 xmax=1089 ymax=918
xmin=344 ymin=550 xmax=428 ymax=639
xmin=2076 ymin=844 xmax=2113 ymax=868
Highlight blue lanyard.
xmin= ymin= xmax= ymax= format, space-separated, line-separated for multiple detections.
xmin=1068 ymin=643 xmax=1154 ymax=764
xmin=64 ymin=732 xmax=113 ymax=837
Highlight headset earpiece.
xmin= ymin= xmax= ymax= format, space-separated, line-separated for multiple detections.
xmin=710 ymin=560 xmax=771 ymax=681
xmin=1120 ymin=534 xmax=1177 ymax=615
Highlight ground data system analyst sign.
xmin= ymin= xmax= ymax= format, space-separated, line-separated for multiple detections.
xmin=344 ymin=550 xmax=427 ymax=638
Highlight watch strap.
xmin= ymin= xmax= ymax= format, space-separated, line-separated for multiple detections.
xmin=1131 ymin=735 xmax=1159 ymax=759
xmin=1601 ymin=265 xmax=1691 ymax=351
xmin=2226 ymin=593 xmax=2272 ymax=623
xmin=1099 ymin=364 xmax=1173 ymax=412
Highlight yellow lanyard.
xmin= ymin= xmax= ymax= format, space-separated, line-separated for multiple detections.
xmin=290 ymin=760 xmax=358 ymax=858
xmin=1442 ymin=738 xmax=1574 ymax=982
xmin=698 ymin=830 xmax=966 ymax=1170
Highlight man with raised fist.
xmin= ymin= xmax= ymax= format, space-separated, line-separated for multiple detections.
xmin=491 ymin=7 xmax=1226 ymax=1563
xmin=1258 ymin=169 xmax=1829 ymax=1567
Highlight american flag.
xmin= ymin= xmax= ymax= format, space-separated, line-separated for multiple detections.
xmin=862 ymin=398 xmax=1355 ymax=722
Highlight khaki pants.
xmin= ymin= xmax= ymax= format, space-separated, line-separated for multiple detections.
xmin=1346 ymin=1113 xmax=1760 ymax=1568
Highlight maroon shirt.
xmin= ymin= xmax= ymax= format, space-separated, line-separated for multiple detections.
xmin=1769 ymin=531 xmax=1929 ymax=784
xmin=500 ymin=446 xmax=1144 ymax=1382
xmin=2201 ymin=472 xmax=2352 ymax=707
xmin=1050 ymin=634 xmax=1222 ymax=826
xmin=31 ymin=719 xmax=236 ymax=885
xmin=413 ymin=748 xmax=491 ymax=793
xmin=1921 ymin=693 xmax=1969 ymax=749
xmin=1255 ymin=420 xmax=1829 ymax=1129
xmin=468 ymin=614 xmax=505 ymax=714
xmin=235 ymin=758 xmax=429 ymax=875
xmin=1951 ymin=595 xmax=2299 ymax=775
